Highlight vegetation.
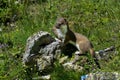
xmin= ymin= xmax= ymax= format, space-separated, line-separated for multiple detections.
xmin=0 ymin=0 xmax=120 ymax=80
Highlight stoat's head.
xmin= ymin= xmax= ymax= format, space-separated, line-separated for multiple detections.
xmin=54 ymin=18 xmax=69 ymax=40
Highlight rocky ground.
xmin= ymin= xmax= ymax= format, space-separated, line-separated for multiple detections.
xmin=23 ymin=31 xmax=118 ymax=79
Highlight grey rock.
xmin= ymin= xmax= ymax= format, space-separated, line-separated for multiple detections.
xmin=36 ymin=55 xmax=54 ymax=74
xmin=95 ymin=46 xmax=116 ymax=60
xmin=59 ymin=56 xmax=68 ymax=64
xmin=63 ymin=62 xmax=83 ymax=71
xmin=36 ymin=40 xmax=62 ymax=73
xmin=81 ymin=72 xmax=120 ymax=80
xmin=0 ymin=43 xmax=9 ymax=50
xmin=39 ymin=41 xmax=61 ymax=58
xmin=23 ymin=31 xmax=55 ymax=65
xmin=32 ymin=75 xmax=51 ymax=80
xmin=23 ymin=31 xmax=62 ymax=75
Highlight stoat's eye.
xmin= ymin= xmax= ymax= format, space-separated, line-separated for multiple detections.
xmin=58 ymin=23 xmax=61 ymax=26
xmin=56 ymin=23 xmax=62 ymax=28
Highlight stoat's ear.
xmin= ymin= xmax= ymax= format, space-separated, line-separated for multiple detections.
xmin=64 ymin=18 xmax=67 ymax=22
xmin=64 ymin=18 xmax=68 ymax=24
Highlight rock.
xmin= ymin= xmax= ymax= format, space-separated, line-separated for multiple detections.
xmin=36 ymin=39 xmax=62 ymax=74
xmin=0 ymin=43 xmax=8 ymax=49
xmin=63 ymin=62 xmax=83 ymax=71
xmin=32 ymin=75 xmax=51 ymax=80
xmin=81 ymin=72 xmax=120 ymax=80
xmin=59 ymin=56 xmax=68 ymax=64
xmin=23 ymin=31 xmax=62 ymax=75
xmin=36 ymin=40 xmax=62 ymax=73
xmin=23 ymin=31 xmax=55 ymax=65
xmin=36 ymin=55 xmax=54 ymax=75
xmin=39 ymin=41 xmax=61 ymax=58
xmin=95 ymin=46 xmax=116 ymax=60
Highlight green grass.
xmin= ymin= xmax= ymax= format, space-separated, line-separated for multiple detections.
xmin=0 ymin=0 xmax=120 ymax=79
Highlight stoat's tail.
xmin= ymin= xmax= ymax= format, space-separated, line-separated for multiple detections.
xmin=89 ymin=48 xmax=101 ymax=69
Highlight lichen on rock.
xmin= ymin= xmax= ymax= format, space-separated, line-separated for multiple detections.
xmin=23 ymin=31 xmax=56 ymax=65
xmin=22 ymin=31 xmax=62 ymax=76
